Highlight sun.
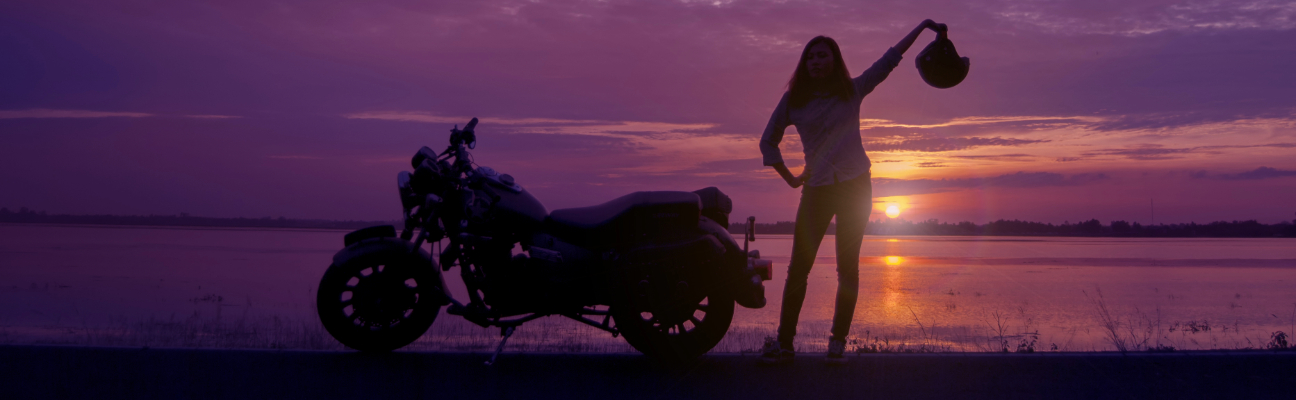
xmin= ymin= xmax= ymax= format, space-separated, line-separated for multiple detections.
xmin=885 ymin=204 xmax=900 ymax=218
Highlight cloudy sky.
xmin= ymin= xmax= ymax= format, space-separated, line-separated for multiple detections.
xmin=2 ymin=0 xmax=1295 ymax=224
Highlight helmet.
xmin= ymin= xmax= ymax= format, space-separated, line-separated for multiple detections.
xmin=916 ymin=31 xmax=970 ymax=89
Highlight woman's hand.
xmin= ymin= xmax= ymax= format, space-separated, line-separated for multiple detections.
xmin=794 ymin=169 xmax=811 ymax=186
xmin=772 ymin=163 xmax=807 ymax=189
xmin=917 ymin=19 xmax=948 ymax=32
xmin=895 ymin=19 xmax=947 ymax=55
xmin=783 ymin=173 xmax=807 ymax=189
xmin=921 ymin=19 xmax=947 ymax=33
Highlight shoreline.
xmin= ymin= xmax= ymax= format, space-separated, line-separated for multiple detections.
xmin=0 ymin=221 xmax=359 ymax=233
xmin=4 ymin=217 xmax=1294 ymax=238
xmin=5 ymin=222 xmax=1296 ymax=240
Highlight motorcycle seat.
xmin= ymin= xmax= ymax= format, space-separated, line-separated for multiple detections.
xmin=546 ymin=191 xmax=701 ymax=246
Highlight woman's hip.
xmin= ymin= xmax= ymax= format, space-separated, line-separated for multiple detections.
xmin=801 ymin=171 xmax=871 ymax=202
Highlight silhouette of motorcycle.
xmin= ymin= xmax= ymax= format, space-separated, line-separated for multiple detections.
xmin=317 ymin=118 xmax=773 ymax=362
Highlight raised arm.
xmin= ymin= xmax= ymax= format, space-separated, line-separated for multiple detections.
xmin=894 ymin=19 xmax=946 ymax=55
xmin=853 ymin=20 xmax=947 ymax=97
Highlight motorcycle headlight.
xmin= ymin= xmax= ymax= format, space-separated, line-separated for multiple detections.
xmin=411 ymin=159 xmax=442 ymax=192
xmin=397 ymin=171 xmax=417 ymax=209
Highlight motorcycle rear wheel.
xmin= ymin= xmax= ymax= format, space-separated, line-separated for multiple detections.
xmin=317 ymin=246 xmax=442 ymax=352
xmin=613 ymin=275 xmax=735 ymax=362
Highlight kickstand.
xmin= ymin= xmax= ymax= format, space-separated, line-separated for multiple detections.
xmin=484 ymin=326 xmax=515 ymax=366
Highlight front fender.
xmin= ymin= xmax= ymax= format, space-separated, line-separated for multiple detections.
xmin=331 ymin=237 xmax=450 ymax=305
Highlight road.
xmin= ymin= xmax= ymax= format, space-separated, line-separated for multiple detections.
xmin=3 ymin=345 xmax=1293 ymax=399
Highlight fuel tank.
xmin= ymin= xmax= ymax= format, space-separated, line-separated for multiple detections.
xmin=468 ymin=167 xmax=547 ymax=232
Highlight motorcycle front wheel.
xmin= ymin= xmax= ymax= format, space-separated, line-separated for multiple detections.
xmin=317 ymin=243 xmax=442 ymax=352
xmin=612 ymin=270 xmax=735 ymax=362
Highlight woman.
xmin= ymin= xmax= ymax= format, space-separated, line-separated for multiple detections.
xmin=758 ymin=20 xmax=947 ymax=365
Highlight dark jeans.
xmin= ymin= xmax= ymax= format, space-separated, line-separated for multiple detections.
xmin=776 ymin=173 xmax=871 ymax=349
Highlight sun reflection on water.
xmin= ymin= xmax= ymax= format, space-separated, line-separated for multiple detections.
xmin=881 ymin=255 xmax=905 ymax=311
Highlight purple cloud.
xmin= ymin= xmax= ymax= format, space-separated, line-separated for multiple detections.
xmin=1080 ymin=143 xmax=1296 ymax=160
xmin=949 ymin=153 xmax=1036 ymax=161
xmin=1218 ymin=166 xmax=1296 ymax=180
xmin=874 ymin=171 xmax=1110 ymax=197
xmin=865 ymin=132 xmax=1049 ymax=152
xmin=0 ymin=109 xmax=152 ymax=119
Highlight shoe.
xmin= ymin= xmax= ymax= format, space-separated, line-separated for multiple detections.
xmin=826 ymin=337 xmax=847 ymax=365
xmin=758 ymin=337 xmax=794 ymax=365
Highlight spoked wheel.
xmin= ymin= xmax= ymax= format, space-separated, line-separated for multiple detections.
xmin=317 ymin=247 xmax=442 ymax=352
xmin=612 ymin=267 xmax=735 ymax=362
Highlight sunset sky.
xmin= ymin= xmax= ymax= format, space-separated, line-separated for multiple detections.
xmin=2 ymin=0 xmax=1295 ymax=224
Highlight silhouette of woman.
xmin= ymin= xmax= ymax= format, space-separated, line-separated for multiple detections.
xmin=758 ymin=20 xmax=948 ymax=364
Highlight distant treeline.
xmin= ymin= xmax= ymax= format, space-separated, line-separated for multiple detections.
xmin=728 ymin=218 xmax=1296 ymax=237
xmin=0 ymin=207 xmax=393 ymax=231
xmin=5 ymin=207 xmax=1294 ymax=238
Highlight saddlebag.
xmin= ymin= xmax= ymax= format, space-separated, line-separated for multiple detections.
xmin=692 ymin=187 xmax=732 ymax=229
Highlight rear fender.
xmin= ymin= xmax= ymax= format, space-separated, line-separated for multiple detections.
xmin=698 ymin=217 xmax=768 ymax=309
xmin=699 ymin=216 xmax=748 ymax=270
xmin=332 ymin=236 xmax=450 ymax=305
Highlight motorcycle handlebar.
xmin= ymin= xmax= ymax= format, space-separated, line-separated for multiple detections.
xmin=448 ymin=117 xmax=479 ymax=150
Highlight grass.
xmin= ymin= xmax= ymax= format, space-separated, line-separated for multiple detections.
xmin=4 ymin=290 xmax=1293 ymax=354
xmin=1081 ymin=286 xmax=1295 ymax=353
xmin=77 ymin=305 xmax=342 ymax=351
xmin=6 ymin=310 xmax=1285 ymax=354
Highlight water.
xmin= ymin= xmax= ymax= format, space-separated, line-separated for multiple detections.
xmin=2 ymin=223 xmax=1294 ymax=352
xmin=741 ymin=235 xmax=1296 ymax=352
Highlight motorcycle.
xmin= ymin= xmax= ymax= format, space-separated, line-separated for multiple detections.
xmin=316 ymin=118 xmax=773 ymax=363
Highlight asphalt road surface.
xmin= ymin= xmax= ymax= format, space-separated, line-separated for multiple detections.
xmin=3 ymin=345 xmax=1293 ymax=399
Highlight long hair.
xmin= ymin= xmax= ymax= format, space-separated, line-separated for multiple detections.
xmin=786 ymin=36 xmax=854 ymax=108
